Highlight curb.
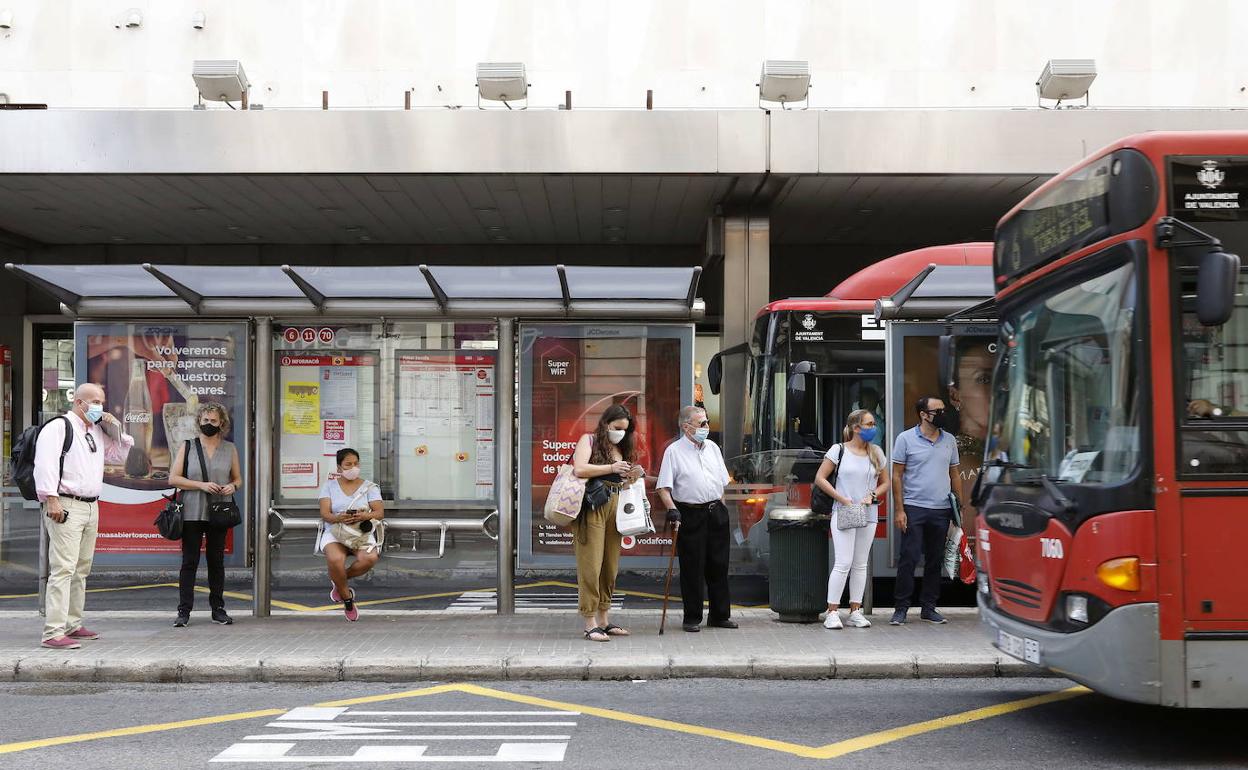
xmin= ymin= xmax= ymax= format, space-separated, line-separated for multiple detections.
xmin=5 ymin=653 xmax=1052 ymax=683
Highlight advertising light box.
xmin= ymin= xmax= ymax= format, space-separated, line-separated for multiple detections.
xmin=518 ymin=324 xmax=692 ymax=569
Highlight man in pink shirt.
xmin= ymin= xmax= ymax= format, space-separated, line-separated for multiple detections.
xmin=35 ymin=383 xmax=133 ymax=649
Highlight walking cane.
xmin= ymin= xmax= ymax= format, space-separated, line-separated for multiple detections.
xmin=659 ymin=522 xmax=680 ymax=635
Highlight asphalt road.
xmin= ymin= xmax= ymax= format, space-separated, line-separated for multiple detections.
xmin=1 ymin=679 xmax=1243 ymax=769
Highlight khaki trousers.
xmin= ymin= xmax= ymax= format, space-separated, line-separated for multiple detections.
xmin=574 ymin=493 xmax=621 ymax=618
xmin=42 ymin=497 xmax=99 ymax=641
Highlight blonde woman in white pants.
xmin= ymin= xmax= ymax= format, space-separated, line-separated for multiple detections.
xmin=815 ymin=409 xmax=888 ymax=629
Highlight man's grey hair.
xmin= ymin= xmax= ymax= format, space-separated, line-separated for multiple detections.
xmin=678 ymin=405 xmax=706 ymax=426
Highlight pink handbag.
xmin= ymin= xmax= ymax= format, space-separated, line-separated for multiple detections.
xmin=543 ymin=463 xmax=587 ymax=527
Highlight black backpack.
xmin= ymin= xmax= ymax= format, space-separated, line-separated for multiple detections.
xmin=12 ymin=416 xmax=72 ymax=502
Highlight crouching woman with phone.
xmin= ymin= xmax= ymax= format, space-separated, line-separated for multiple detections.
xmin=318 ymin=448 xmax=384 ymax=622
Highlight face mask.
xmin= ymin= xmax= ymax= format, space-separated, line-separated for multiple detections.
xmin=693 ymin=427 xmax=710 ymax=443
xmin=607 ymin=429 xmax=626 ymax=445
xmin=83 ymin=403 xmax=104 ymax=424
xmin=340 ymin=467 xmax=361 ymax=481
xmin=199 ymin=423 xmax=221 ymax=437
xmin=928 ymin=410 xmax=953 ymax=432
xmin=858 ymin=427 xmax=878 ymax=443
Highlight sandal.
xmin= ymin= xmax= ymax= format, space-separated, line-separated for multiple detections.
xmin=602 ymin=623 xmax=630 ymax=637
xmin=583 ymin=627 xmax=610 ymax=642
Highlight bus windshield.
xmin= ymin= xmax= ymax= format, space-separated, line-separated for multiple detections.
xmin=988 ymin=256 xmax=1141 ymax=486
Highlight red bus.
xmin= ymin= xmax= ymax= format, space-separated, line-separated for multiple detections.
xmin=713 ymin=243 xmax=993 ymax=559
xmin=976 ymin=131 xmax=1248 ymax=707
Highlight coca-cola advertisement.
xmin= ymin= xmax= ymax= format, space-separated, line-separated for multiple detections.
xmin=518 ymin=324 xmax=692 ymax=568
xmin=75 ymin=322 xmax=250 ymax=563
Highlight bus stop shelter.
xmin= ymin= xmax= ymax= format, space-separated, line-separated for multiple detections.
xmin=6 ymin=262 xmax=704 ymax=616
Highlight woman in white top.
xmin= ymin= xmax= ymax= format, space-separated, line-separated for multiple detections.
xmin=318 ymin=448 xmax=384 ymax=622
xmin=814 ymin=409 xmax=888 ymax=630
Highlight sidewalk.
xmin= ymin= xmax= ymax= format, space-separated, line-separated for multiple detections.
xmin=0 ymin=607 xmax=1043 ymax=683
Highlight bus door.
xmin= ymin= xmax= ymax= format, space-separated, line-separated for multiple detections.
xmin=1173 ymin=244 xmax=1248 ymax=706
xmin=791 ymin=372 xmax=885 ymax=454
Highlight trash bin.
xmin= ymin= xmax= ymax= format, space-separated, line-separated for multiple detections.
xmin=767 ymin=507 xmax=830 ymax=623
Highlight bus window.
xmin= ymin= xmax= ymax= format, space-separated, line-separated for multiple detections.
xmin=1177 ymin=265 xmax=1248 ymax=475
xmin=990 ymin=257 xmax=1141 ymax=485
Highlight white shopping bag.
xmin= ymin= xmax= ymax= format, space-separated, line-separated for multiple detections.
xmin=615 ymin=480 xmax=655 ymax=537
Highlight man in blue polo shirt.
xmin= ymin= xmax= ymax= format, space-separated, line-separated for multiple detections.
xmin=889 ymin=396 xmax=968 ymax=625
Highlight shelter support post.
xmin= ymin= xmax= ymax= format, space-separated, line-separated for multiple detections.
xmin=718 ymin=215 xmax=770 ymax=460
xmin=496 ymin=318 xmax=516 ymax=615
xmin=253 ymin=316 xmax=273 ymax=617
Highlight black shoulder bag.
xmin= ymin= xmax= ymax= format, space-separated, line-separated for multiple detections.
xmin=195 ymin=439 xmax=243 ymax=529
xmin=154 ymin=440 xmax=190 ymax=540
xmin=810 ymin=444 xmax=842 ymax=516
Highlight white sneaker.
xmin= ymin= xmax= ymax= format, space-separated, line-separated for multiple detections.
xmin=823 ymin=611 xmax=843 ymax=630
xmin=847 ymin=610 xmax=872 ymax=628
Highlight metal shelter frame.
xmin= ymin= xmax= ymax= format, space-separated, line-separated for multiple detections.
xmin=8 ymin=263 xmax=704 ymax=616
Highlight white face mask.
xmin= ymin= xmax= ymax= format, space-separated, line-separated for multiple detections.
xmin=340 ymin=467 xmax=361 ymax=481
xmin=607 ymin=429 xmax=626 ymax=445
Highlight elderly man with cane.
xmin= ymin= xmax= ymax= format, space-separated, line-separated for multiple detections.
xmin=657 ymin=405 xmax=736 ymax=633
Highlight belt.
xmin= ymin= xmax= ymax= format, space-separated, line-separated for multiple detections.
xmin=675 ymin=500 xmax=718 ymax=510
xmin=59 ymin=494 xmax=99 ymax=504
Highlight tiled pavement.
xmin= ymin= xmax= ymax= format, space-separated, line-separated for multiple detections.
xmin=0 ymin=607 xmax=1043 ymax=683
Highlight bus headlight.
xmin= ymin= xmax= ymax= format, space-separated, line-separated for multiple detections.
xmin=1066 ymin=595 xmax=1089 ymax=624
xmin=1096 ymin=557 xmax=1141 ymax=591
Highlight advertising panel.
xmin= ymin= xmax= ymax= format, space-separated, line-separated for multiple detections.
xmin=74 ymin=322 xmax=250 ymax=564
xmin=898 ymin=330 xmax=997 ymax=492
xmin=518 ymin=324 xmax=692 ymax=568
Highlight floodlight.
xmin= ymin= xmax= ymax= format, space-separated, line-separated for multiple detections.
xmin=758 ymin=60 xmax=810 ymax=109
xmin=1037 ymin=59 xmax=1096 ymax=107
xmin=192 ymin=60 xmax=250 ymax=104
xmin=476 ymin=62 xmax=528 ymax=109
xmin=0 ymin=10 xmax=13 ymax=29
xmin=191 ymin=11 xmax=206 ymax=29
xmin=123 ymin=8 xmax=142 ymax=28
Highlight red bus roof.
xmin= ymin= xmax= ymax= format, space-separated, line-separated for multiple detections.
xmin=758 ymin=242 xmax=994 ymax=317
xmin=999 ymin=130 xmax=1248 ymax=228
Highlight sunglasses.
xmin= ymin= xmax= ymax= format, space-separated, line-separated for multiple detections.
xmin=84 ymin=433 xmax=97 ymax=453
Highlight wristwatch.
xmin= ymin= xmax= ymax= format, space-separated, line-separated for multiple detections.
xmin=870 ymin=493 xmax=879 ymax=504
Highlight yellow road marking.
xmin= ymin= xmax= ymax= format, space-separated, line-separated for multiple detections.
xmin=0 ymin=681 xmax=1091 ymax=759
xmin=0 ymin=582 xmax=180 ymax=600
xmin=0 ymin=708 xmax=285 ymax=756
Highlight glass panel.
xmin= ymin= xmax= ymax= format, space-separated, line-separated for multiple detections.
xmin=909 ymin=266 xmax=994 ymax=299
xmin=292 ymin=266 xmax=434 ymax=299
xmin=1177 ymin=266 xmax=1248 ymax=474
xmin=990 ymin=259 xmax=1141 ymax=485
xmin=428 ymin=266 xmax=561 ymax=299
xmin=158 ymin=265 xmax=301 ymax=298
xmin=19 ymin=264 xmax=171 ymax=297
xmin=38 ymin=331 xmax=74 ymax=426
xmin=562 ymin=266 xmax=695 ymax=300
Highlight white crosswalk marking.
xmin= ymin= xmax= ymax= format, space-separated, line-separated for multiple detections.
xmin=212 ymin=703 xmax=575 ymax=763
xmin=211 ymin=743 xmax=568 ymax=762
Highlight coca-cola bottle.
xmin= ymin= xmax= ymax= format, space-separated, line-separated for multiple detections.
xmin=123 ymin=359 xmax=153 ymax=476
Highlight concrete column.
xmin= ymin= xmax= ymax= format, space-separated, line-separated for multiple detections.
xmin=718 ymin=215 xmax=770 ymax=461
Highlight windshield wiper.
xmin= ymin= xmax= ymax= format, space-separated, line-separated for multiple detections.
xmin=1040 ymin=475 xmax=1078 ymax=514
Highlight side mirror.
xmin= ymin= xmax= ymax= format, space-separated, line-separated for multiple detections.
xmin=707 ymin=353 xmax=723 ymax=396
xmin=1197 ymin=249 xmax=1241 ymax=327
xmin=937 ymin=334 xmax=956 ymax=391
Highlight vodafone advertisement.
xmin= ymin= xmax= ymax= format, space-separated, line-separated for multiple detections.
xmin=518 ymin=324 xmax=692 ymax=568
xmin=75 ymin=322 xmax=250 ymax=565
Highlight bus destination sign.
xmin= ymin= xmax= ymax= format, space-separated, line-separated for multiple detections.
xmin=1170 ymin=156 xmax=1248 ymax=222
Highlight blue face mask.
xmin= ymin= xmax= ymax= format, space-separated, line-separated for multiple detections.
xmin=693 ymin=427 xmax=710 ymax=443
xmin=83 ymin=402 xmax=104 ymax=423
xmin=858 ymin=427 xmax=878 ymax=443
